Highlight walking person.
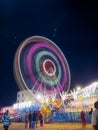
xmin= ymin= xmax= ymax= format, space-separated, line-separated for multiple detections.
xmin=92 ymin=101 xmax=98 ymax=130
xmin=39 ymin=113 xmax=44 ymax=126
xmin=80 ymin=111 xmax=86 ymax=129
xmin=25 ymin=111 xmax=29 ymax=129
xmin=89 ymin=108 xmax=93 ymax=122
xmin=2 ymin=110 xmax=10 ymax=130
xmin=29 ymin=111 xmax=32 ymax=129
xmin=89 ymin=108 xmax=93 ymax=116
xmin=32 ymin=111 xmax=37 ymax=129
xmin=35 ymin=111 xmax=39 ymax=127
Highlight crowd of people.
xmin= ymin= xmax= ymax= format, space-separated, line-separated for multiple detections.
xmin=1 ymin=101 xmax=98 ymax=130
xmin=25 ymin=110 xmax=43 ymax=129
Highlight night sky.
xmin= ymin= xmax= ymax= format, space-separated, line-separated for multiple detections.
xmin=0 ymin=0 xmax=97 ymax=107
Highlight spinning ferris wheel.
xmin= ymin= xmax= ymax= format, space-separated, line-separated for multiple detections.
xmin=14 ymin=36 xmax=71 ymax=99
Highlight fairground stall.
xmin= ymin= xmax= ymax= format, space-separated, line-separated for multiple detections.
xmin=12 ymin=82 xmax=98 ymax=123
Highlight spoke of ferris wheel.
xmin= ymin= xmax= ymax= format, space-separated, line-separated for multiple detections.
xmin=43 ymin=80 xmax=47 ymax=96
xmin=54 ymin=74 xmax=62 ymax=95
xmin=47 ymin=67 xmax=56 ymax=94
xmin=34 ymin=82 xmax=42 ymax=95
xmin=49 ymin=75 xmax=56 ymax=94
xmin=55 ymin=74 xmax=62 ymax=89
xmin=53 ymin=87 xmax=57 ymax=96
xmin=57 ymin=82 xmax=62 ymax=95
xmin=49 ymin=77 xmax=57 ymax=96
xmin=57 ymin=79 xmax=62 ymax=93
xmin=43 ymin=82 xmax=45 ymax=95
xmin=31 ymin=75 xmax=41 ymax=92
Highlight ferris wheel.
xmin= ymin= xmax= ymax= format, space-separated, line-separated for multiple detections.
xmin=14 ymin=36 xmax=71 ymax=99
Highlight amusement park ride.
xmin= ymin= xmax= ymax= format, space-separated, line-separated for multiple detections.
xmin=13 ymin=36 xmax=71 ymax=111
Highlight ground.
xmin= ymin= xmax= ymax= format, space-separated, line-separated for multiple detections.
xmin=0 ymin=123 xmax=93 ymax=130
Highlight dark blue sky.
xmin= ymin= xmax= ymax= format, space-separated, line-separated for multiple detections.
xmin=0 ymin=0 xmax=97 ymax=106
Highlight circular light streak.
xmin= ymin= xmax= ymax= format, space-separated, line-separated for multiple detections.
xmin=43 ymin=59 xmax=56 ymax=76
xmin=14 ymin=36 xmax=71 ymax=97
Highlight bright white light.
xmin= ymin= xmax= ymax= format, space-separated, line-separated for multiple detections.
xmin=60 ymin=92 xmax=67 ymax=100
xmin=13 ymin=104 xmax=18 ymax=109
xmin=70 ymin=89 xmax=78 ymax=99
xmin=46 ymin=99 xmax=48 ymax=103
xmin=28 ymin=101 xmax=32 ymax=107
xmin=76 ymin=86 xmax=81 ymax=91
xmin=13 ymin=101 xmax=32 ymax=109
xmin=37 ymin=94 xmax=41 ymax=100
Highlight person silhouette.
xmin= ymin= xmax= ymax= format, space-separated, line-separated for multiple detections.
xmin=3 ymin=110 xmax=10 ymax=130
xmin=92 ymin=101 xmax=98 ymax=130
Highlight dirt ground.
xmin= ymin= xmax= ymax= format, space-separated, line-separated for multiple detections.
xmin=0 ymin=123 xmax=93 ymax=130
